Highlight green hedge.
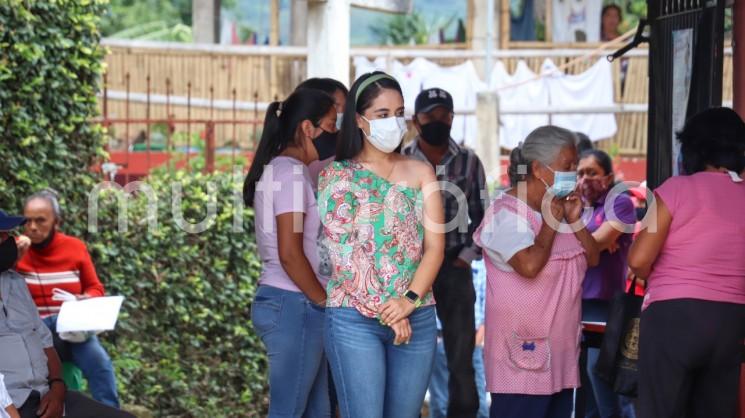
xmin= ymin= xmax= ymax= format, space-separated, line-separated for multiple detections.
xmin=0 ymin=0 xmax=107 ymax=233
xmin=91 ymin=170 xmax=268 ymax=417
xmin=1 ymin=2 xmax=269 ymax=416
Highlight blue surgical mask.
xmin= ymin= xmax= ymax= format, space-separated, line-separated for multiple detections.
xmin=541 ymin=163 xmax=577 ymax=198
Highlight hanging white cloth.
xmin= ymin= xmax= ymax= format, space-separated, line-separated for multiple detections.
xmin=421 ymin=60 xmax=488 ymax=147
xmin=491 ymin=60 xmax=551 ymax=150
xmin=542 ymin=58 xmax=618 ymax=141
xmin=352 ymin=55 xmax=618 ymax=151
xmin=353 ymin=56 xmax=389 ymax=80
xmin=390 ymin=58 xmax=442 ymax=109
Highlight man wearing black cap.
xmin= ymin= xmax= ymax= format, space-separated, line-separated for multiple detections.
xmin=0 ymin=210 xmax=134 ymax=418
xmin=402 ymin=88 xmax=487 ymax=418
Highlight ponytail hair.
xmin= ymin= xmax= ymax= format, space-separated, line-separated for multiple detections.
xmin=508 ymin=146 xmax=526 ymax=186
xmin=243 ymin=88 xmax=334 ymax=206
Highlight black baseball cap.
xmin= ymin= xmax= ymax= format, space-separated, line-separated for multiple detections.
xmin=0 ymin=210 xmax=26 ymax=231
xmin=415 ymin=88 xmax=454 ymax=115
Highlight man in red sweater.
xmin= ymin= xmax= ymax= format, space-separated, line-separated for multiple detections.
xmin=16 ymin=190 xmax=120 ymax=409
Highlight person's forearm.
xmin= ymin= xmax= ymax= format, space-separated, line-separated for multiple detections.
xmin=592 ymin=230 xmax=616 ymax=252
xmin=408 ymin=248 xmax=443 ymax=299
xmin=44 ymin=347 xmax=63 ymax=381
xmin=529 ymin=221 xmax=558 ymax=267
xmin=575 ymin=227 xmax=600 ymax=267
xmin=6 ymin=405 xmax=20 ymax=418
xmin=280 ymin=254 xmax=327 ymax=303
xmin=630 ymin=264 xmax=652 ymax=280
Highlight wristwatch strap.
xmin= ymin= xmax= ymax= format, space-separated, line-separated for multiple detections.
xmin=404 ymin=290 xmax=422 ymax=307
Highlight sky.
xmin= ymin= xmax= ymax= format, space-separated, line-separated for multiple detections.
xmin=238 ymin=0 xmax=466 ymax=45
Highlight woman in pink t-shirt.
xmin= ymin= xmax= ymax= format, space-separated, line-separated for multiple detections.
xmin=474 ymin=126 xmax=599 ymax=418
xmin=243 ymin=88 xmax=337 ymax=417
xmin=629 ymin=107 xmax=745 ymax=418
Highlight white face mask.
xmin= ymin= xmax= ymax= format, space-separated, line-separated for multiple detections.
xmin=361 ymin=115 xmax=407 ymax=153
xmin=335 ymin=113 xmax=344 ymax=131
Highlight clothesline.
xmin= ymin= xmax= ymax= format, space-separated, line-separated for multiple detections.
xmin=355 ymin=49 xmax=622 ymax=147
xmin=494 ymin=27 xmax=636 ymax=92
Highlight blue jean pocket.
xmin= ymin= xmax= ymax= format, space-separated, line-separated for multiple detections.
xmin=251 ymin=294 xmax=282 ymax=337
xmin=308 ymin=302 xmax=326 ymax=313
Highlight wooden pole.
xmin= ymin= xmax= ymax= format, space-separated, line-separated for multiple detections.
xmin=270 ymin=0 xmax=280 ymax=99
xmin=734 ymin=0 xmax=745 ymax=120
xmin=291 ymin=0 xmax=309 ymax=46
xmin=545 ymin=0 xmax=552 ymax=43
xmin=500 ymin=0 xmax=509 ymax=49
xmin=192 ymin=0 xmax=220 ymax=43
xmin=467 ymin=0 xmax=475 ymax=48
xmin=307 ymin=0 xmax=350 ymax=86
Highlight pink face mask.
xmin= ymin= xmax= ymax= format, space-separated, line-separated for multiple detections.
xmin=579 ymin=176 xmax=610 ymax=203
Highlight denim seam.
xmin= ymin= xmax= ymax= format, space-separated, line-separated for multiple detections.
xmin=326 ymin=311 xmax=353 ymax=418
xmin=291 ymin=297 xmax=308 ymax=417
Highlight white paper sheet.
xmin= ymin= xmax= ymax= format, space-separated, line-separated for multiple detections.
xmin=56 ymin=296 xmax=125 ymax=333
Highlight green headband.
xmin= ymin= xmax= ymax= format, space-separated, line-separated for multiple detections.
xmin=354 ymin=73 xmax=396 ymax=103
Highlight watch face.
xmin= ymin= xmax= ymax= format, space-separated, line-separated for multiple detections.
xmin=405 ymin=290 xmax=419 ymax=302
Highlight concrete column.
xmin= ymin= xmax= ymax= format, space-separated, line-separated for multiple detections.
xmin=291 ymin=0 xmax=309 ymax=46
xmin=307 ymin=0 xmax=350 ymax=86
xmin=734 ymin=0 xmax=745 ymax=120
xmin=476 ymin=91 xmax=501 ymax=184
xmin=192 ymin=0 xmax=220 ymax=44
xmin=470 ymin=0 xmax=500 ymax=80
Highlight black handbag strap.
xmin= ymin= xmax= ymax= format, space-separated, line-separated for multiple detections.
xmin=627 ymin=275 xmax=639 ymax=295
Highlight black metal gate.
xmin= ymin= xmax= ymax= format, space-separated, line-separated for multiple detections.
xmin=646 ymin=0 xmax=727 ymax=188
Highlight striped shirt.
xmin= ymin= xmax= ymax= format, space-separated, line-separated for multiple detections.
xmin=402 ymin=137 xmax=487 ymax=263
xmin=16 ymin=232 xmax=105 ymax=317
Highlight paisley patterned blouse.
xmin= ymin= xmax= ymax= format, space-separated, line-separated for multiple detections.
xmin=318 ymin=160 xmax=434 ymax=318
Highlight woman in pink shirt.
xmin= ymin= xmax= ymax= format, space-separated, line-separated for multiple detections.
xmin=474 ymin=126 xmax=599 ymax=418
xmin=629 ymin=108 xmax=745 ymax=418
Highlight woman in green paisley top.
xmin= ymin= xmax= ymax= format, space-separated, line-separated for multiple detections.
xmin=318 ymin=72 xmax=444 ymax=418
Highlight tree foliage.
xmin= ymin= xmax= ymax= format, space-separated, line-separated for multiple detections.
xmin=0 ymin=0 xmax=108 ymax=237
xmin=100 ymin=0 xmax=192 ymax=37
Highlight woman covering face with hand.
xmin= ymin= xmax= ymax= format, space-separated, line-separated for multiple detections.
xmin=473 ymin=126 xmax=599 ymax=418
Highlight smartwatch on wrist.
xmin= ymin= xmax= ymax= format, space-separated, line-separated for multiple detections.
xmin=404 ymin=290 xmax=422 ymax=307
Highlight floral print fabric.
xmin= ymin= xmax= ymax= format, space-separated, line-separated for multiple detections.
xmin=318 ymin=160 xmax=434 ymax=318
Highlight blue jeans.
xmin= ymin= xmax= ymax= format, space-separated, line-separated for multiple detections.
xmin=43 ymin=315 xmax=120 ymax=408
xmin=325 ymin=306 xmax=437 ymax=418
xmin=429 ymin=339 xmax=489 ymax=418
xmin=582 ymin=299 xmax=636 ymax=418
xmin=251 ymin=286 xmax=330 ymax=418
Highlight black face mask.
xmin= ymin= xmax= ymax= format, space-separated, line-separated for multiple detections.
xmin=635 ymin=207 xmax=648 ymax=222
xmin=420 ymin=121 xmax=451 ymax=147
xmin=312 ymin=130 xmax=338 ymax=161
xmin=32 ymin=228 xmax=56 ymax=250
xmin=0 ymin=237 xmax=18 ymax=273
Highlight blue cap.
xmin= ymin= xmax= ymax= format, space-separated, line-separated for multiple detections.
xmin=0 ymin=210 xmax=26 ymax=231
